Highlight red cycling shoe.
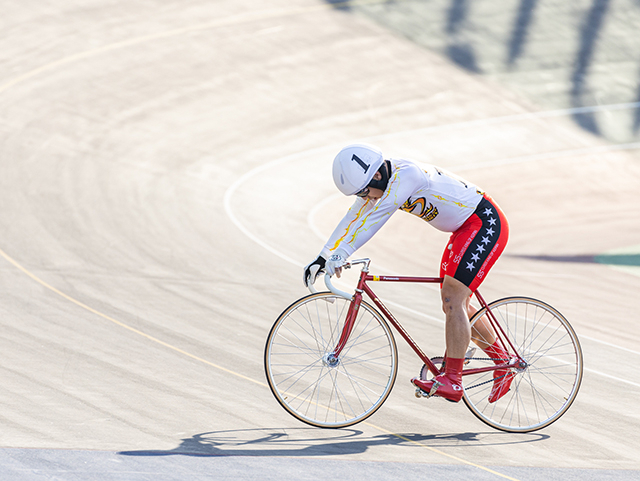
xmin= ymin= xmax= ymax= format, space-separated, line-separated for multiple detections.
xmin=483 ymin=341 xmax=516 ymax=403
xmin=488 ymin=369 xmax=515 ymax=403
xmin=412 ymin=373 xmax=464 ymax=403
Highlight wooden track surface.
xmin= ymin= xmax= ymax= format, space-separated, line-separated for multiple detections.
xmin=0 ymin=1 xmax=638 ymax=479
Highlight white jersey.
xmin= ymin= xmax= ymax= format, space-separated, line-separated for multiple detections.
xmin=321 ymin=158 xmax=485 ymax=258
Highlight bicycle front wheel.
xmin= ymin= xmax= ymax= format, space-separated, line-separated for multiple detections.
xmin=264 ymin=292 xmax=398 ymax=428
xmin=463 ymin=297 xmax=583 ymax=433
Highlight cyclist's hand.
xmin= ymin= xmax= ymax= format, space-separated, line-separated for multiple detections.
xmin=326 ymin=249 xmax=348 ymax=278
xmin=303 ymin=255 xmax=326 ymax=287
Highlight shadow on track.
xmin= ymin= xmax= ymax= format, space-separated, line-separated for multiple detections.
xmin=119 ymin=427 xmax=548 ymax=457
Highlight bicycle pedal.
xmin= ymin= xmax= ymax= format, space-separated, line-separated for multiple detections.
xmin=429 ymin=381 xmax=442 ymax=397
xmin=415 ymin=382 xmax=446 ymax=399
xmin=415 ymin=388 xmax=437 ymax=399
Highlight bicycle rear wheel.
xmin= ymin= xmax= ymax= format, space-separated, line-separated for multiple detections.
xmin=463 ymin=297 xmax=583 ymax=433
xmin=264 ymin=292 xmax=398 ymax=428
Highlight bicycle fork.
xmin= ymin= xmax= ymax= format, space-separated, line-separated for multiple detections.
xmin=325 ymin=290 xmax=363 ymax=366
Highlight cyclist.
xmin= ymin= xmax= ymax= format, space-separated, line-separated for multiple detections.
xmin=303 ymin=143 xmax=512 ymax=403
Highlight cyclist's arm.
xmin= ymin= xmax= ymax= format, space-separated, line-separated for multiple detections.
xmin=319 ymin=197 xmax=372 ymax=258
xmin=320 ymin=164 xmax=420 ymax=258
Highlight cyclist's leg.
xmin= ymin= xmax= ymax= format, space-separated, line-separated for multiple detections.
xmin=413 ymin=275 xmax=469 ymax=402
xmin=441 ymin=275 xmax=472 ymax=359
xmin=439 ymin=211 xmax=494 ymax=355
xmin=468 ymin=303 xmax=495 ymax=350
xmin=468 ymin=305 xmax=514 ymax=402
xmin=423 ymin=194 xmax=511 ymax=401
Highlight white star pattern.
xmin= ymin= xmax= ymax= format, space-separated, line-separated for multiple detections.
xmin=481 ymin=236 xmax=491 ymax=245
xmin=466 ymin=262 xmax=475 ymax=271
xmin=471 ymin=253 xmax=480 ymax=262
xmin=486 ymin=227 xmax=495 ymax=236
xmin=484 ymin=208 xmax=493 ymax=216
xmin=476 ymin=244 xmax=486 ymax=253
xmin=488 ymin=217 xmax=497 ymax=226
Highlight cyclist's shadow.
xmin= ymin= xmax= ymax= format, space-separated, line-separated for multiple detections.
xmin=119 ymin=428 xmax=547 ymax=457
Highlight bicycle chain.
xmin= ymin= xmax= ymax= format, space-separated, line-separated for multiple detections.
xmin=464 ymin=372 xmax=509 ymax=390
xmin=467 ymin=357 xmax=509 ymax=362
xmin=464 ymin=358 xmax=512 ymax=391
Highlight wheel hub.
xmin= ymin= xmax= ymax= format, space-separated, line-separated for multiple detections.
xmin=322 ymin=353 xmax=340 ymax=368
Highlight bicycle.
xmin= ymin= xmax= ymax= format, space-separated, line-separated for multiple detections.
xmin=264 ymin=259 xmax=583 ymax=433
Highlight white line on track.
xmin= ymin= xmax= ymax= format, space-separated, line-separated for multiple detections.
xmin=223 ymin=145 xmax=335 ymax=266
xmin=583 ymin=369 xmax=640 ymax=388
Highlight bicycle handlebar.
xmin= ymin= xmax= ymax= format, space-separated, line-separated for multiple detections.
xmin=307 ymin=258 xmax=372 ymax=300
xmin=323 ymin=273 xmax=353 ymax=300
xmin=307 ymin=271 xmax=351 ymax=299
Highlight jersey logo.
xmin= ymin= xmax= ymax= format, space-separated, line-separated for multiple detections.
xmin=400 ymin=197 xmax=439 ymax=222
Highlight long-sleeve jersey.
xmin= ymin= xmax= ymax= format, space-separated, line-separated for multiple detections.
xmin=320 ymin=158 xmax=485 ymax=259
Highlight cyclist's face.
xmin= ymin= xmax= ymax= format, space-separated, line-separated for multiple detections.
xmin=363 ymin=171 xmax=384 ymax=200
xmin=364 ymin=187 xmax=384 ymax=200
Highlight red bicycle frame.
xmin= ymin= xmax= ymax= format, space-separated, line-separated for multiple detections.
xmin=330 ymin=267 xmax=523 ymax=377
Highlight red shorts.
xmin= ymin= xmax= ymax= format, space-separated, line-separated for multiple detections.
xmin=440 ymin=194 xmax=509 ymax=292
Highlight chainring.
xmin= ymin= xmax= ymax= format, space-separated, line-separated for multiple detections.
xmin=419 ymin=356 xmax=444 ymax=381
xmin=418 ymin=348 xmax=478 ymax=381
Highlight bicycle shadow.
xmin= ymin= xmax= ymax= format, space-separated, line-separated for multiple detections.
xmin=119 ymin=427 xmax=548 ymax=457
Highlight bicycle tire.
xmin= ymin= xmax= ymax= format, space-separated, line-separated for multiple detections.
xmin=462 ymin=296 xmax=583 ymax=433
xmin=264 ymin=292 xmax=398 ymax=428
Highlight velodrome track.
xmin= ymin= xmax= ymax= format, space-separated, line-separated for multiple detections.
xmin=1 ymin=1 xmax=639 ymax=479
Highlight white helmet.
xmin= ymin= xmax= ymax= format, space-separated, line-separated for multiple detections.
xmin=332 ymin=143 xmax=384 ymax=195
